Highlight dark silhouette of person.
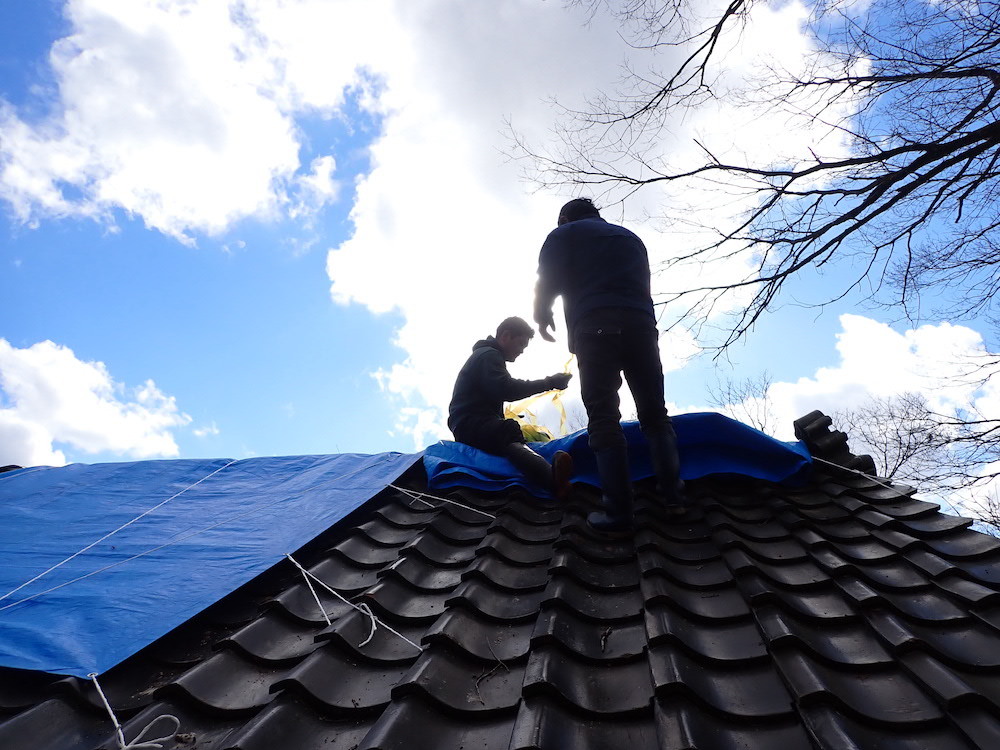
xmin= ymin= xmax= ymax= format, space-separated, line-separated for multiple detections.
xmin=448 ymin=316 xmax=573 ymax=499
xmin=534 ymin=198 xmax=687 ymax=533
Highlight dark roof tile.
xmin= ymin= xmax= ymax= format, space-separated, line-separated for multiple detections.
xmin=425 ymin=609 xmax=533 ymax=661
xmin=756 ymin=604 xmax=892 ymax=666
xmin=801 ymin=704 xmax=979 ymax=750
xmin=522 ymin=644 xmax=652 ymax=714
xmin=645 ymin=574 xmax=753 ymax=620
xmin=402 ymin=532 xmax=478 ymax=568
xmin=655 ymin=697 xmax=815 ymax=750
xmin=644 ymin=601 xmax=766 ymax=662
xmin=316 ymin=608 xmax=425 ymax=664
xmin=542 ymin=574 xmax=644 ymax=621
xmin=393 ymin=642 xmax=525 ymax=714
xmin=359 ymin=694 xmax=515 ymax=750
xmin=638 ymin=549 xmax=734 ymax=588
xmin=464 ymin=551 xmax=550 ymax=591
xmin=510 ymin=697 xmax=657 ymax=750
xmin=550 ymin=547 xmax=640 ymax=589
xmin=649 ymin=643 xmax=794 ymax=718
xmin=360 ymin=578 xmax=451 ymax=622
xmin=224 ymin=695 xmax=376 ymax=750
xmin=447 ymin=578 xmax=546 ymax=622
xmin=0 ymin=698 xmax=108 ymax=750
xmin=531 ymin=604 xmax=645 ymax=660
xmin=740 ymin=573 xmax=856 ymax=619
xmin=378 ymin=554 xmax=464 ymax=591
xmin=276 ymin=644 xmax=411 ymax=712
xmin=162 ymin=648 xmax=284 ymax=713
xmin=221 ymin=611 xmax=322 ymax=665
xmin=773 ymin=648 xmax=944 ymax=724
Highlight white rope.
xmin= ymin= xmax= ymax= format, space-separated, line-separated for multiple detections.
xmin=0 ymin=459 xmax=239 ymax=605
xmin=284 ymin=554 xmax=423 ymax=653
xmin=388 ymin=484 xmax=497 ymax=520
xmin=356 ymin=603 xmax=378 ymax=646
xmin=812 ymin=455 xmax=965 ymax=516
xmin=89 ymin=673 xmax=180 ymax=750
xmin=812 ymin=456 xmax=913 ymax=497
xmin=0 ymin=482 xmax=299 ymax=614
xmin=0 ymin=460 xmax=415 ymax=612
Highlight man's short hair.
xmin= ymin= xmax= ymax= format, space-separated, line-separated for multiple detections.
xmin=558 ymin=197 xmax=601 ymax=224
xmin=497 ymin=316 xmax=534 ymax=340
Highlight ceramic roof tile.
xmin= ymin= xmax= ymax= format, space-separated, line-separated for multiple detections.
xmin=276 ymin=644 xmax=413 ymax=713
xmin=5 ymin=413 xmax=1000 ymax=749
xmin=522 ymin=644 xmax=653 ymax=714
xmin=510 ymin=697 xmax=658 ymax=750
xmin=650 ymin=643 xmax=794 ymax=718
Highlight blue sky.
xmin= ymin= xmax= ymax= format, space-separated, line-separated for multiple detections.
xmin=1 ymin=0 xmax=997 ymax=480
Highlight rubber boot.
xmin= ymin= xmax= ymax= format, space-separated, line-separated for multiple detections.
xmin=587 ymin=445 xmax=634 ymax=536
xmin=551 ymin=450 xmax=574 ymax=502
xmin=645 ymin=424 xmax=689 ymax=515
xmin=504 ymin=442 xmax=555 ymax=491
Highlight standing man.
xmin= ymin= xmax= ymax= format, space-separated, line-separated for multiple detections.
xmin=448 ymin=316 xmax=574 ymax=500
xmin=534 ymin=198 xmax=687 ymax=534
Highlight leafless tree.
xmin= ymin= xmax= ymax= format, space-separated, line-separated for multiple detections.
xmin=706 ymin=370 xmax=776 ymax=433
xmin=518 ymin=0 xmax=1000 ymax=348
xmin=708 ymin=373 xmax=999 ymax=519
xmin=833 ymin=392 xmax=998 ymax=496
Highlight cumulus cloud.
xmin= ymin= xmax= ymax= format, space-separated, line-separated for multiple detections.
xmin=0 ymin=0 xmax=394 ymax=242
xmin=0 ymin=339 xmax=191 ymax=467
xmin=757 ymin=315 xmax=995 ymax=439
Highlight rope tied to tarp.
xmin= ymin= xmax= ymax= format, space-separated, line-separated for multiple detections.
xmin=388 ymin=484 xmax=497 ymax=519
xmin=0 ymin=459 xmax=239 ymax=606
xmin=284 ymin=554 xmax=423 ymax=653
xmin=811 ymin=455 xmax=964 ymax=516
xmin=89 ymin=673 xmax=179 ymax=750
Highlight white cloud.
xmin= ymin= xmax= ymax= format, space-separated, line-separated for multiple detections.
xmin=193 ymin=421 xmax=220 ymax=438
xmin=0 ymin=339 xmax=191 ymax=467
xmin=0 ymin=0 xmax=396 ymax=242
xmin=760 ymin=315 xmax=993 ymax=439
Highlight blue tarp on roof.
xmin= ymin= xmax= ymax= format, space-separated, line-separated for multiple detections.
xmin=0 ymin=451 xmax=420 ymax=678
xmin=425 ymin=412 xmax=813 ymax=496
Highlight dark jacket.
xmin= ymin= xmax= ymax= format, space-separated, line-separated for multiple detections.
xmin=534 ymin=216 xmax=655 ymax=351
xmin=448 ymin=337 xmax=556 ymax=435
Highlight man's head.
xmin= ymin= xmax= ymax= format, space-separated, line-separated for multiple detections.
xmin=557 ymin=197 xmax=600 ymax=226
xmin=495 ymin=316 xmax=534 ymax=361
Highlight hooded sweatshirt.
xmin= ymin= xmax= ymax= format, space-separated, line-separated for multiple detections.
xmin=448 ymin=336 xmax=556 ymax=435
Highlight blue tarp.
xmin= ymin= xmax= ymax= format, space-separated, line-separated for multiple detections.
xmin=425 ymin=412 xmax=812 ymax=496
xmin=0 ymin=451 xmax=420 ymax=678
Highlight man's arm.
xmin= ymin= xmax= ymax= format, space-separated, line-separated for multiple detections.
xmin=534 ymin=230 xmax=563 ymax=342
xmin=482 ymin=350 xmax=571 ymax=402
xmin=534 ymin=279 xmax=558 ymax=342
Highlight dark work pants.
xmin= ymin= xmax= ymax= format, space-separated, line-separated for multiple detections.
xmin=453 ymin=418 xmax=552 ymax=489
xmin=575 ymin=308 xmax=681 ymax=502
xmin=575 ymin=308 xmax=673 ymax=452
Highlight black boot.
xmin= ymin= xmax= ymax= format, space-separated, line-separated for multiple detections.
xmin=645 ymin=423 xmax=689 ymax=514
xmin=504 ymin=443 xmax=558 ymax=495
xmin=587 ymin=445 xmax=634 ymax=535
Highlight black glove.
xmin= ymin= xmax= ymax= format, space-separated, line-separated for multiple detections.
xmin=547 ymin=373 xmax=572 ymax=390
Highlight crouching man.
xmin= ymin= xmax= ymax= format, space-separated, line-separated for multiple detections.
xmin=448 ymin=316 xmax=574 ymax=500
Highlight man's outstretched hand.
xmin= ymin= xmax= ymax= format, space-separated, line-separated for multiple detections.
xmin=547 ymin=372 xmax=572 ymax=390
